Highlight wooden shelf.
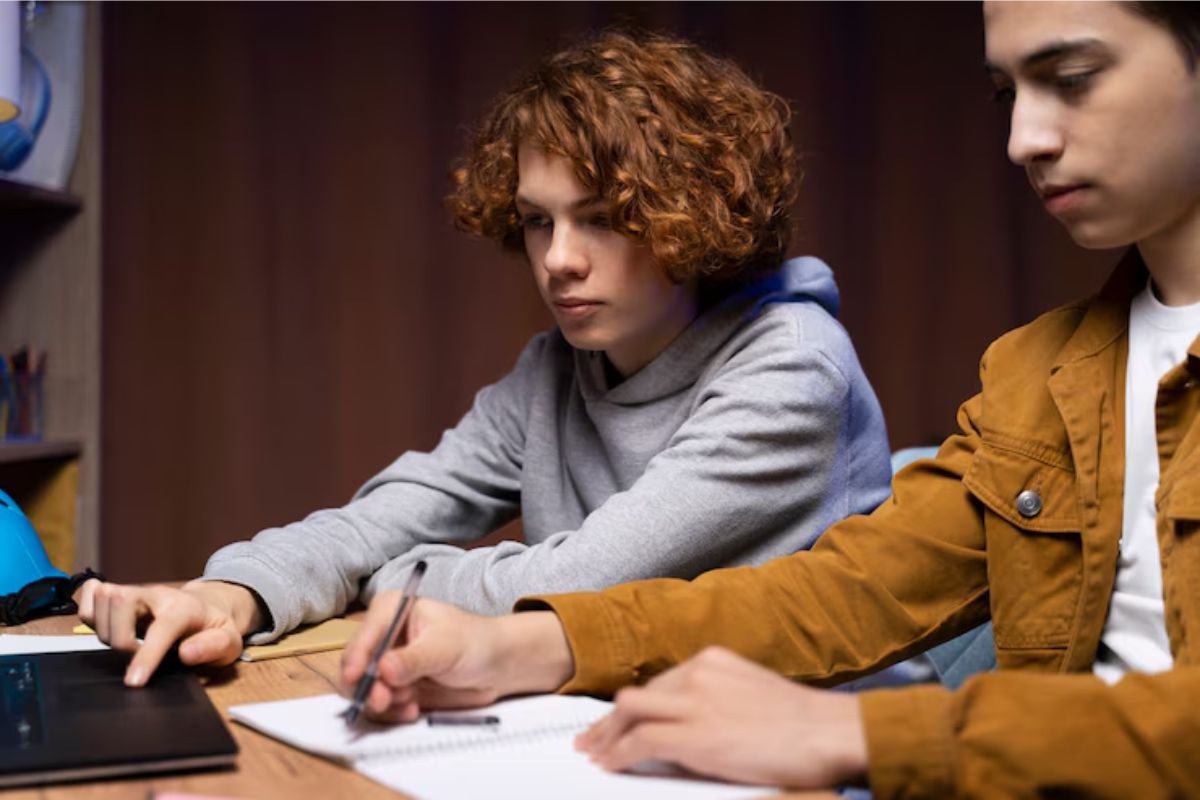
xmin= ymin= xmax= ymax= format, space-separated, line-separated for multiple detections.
xmin=0 ymin=439 xmax=83 ymax=464
xmin=0 ymin=176 xmax=83 ymax=213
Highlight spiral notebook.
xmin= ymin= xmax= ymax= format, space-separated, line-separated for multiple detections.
xmin=228 ymin=693 xmax=768 ymax=799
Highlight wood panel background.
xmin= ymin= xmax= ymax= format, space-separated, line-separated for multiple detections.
xmin=100 ymin=2 xmax=1117 ymax=581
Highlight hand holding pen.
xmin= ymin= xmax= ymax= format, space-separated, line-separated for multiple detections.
xmin=341 ymin=561 xmax=427 ymax=726
xmin=339 ymin=575 xmax=573 ymax=726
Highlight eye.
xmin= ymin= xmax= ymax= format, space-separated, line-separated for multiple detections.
xmin=1053 ymin=70 xmax=1097 ymax=96
xmin=988 ymin=70 xmax=1016 ymax=106
xmin=587 ymin=213 xmax=612 ymax=230
xmin=521 ymin=215 xmax=551 ymax=231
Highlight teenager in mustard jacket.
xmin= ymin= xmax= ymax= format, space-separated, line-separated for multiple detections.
xmin=124 ymin=2 xmax=1200 ymax=797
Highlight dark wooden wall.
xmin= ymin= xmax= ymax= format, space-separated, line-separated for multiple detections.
xmin=100 ymin=2 xmax=1117 ymax=581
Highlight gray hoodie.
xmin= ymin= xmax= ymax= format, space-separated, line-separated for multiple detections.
xmin=203 ymin=256 xmax=892 ymax=641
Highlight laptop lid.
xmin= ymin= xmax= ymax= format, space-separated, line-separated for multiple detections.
xmin=0 ymin=648 xmax=238 ymax=788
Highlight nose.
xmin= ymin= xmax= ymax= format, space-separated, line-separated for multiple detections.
xmin=1006 ymin=92 xmax=1064 ymax=166
xmin=542 ymin=223 xmax=589 ymax=279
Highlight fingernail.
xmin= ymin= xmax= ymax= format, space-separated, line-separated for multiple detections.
xmin=126 ymin=667 xmax=145 ymax=687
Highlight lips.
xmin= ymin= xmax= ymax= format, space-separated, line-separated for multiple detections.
xmin=1038 ymin=182 xmax=1091 ymax=216
xmin=552 ymin=297 xmax=602 ymax=320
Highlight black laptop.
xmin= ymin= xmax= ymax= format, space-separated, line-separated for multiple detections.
xmin=0 ymin=648 xmax=238 ymax=788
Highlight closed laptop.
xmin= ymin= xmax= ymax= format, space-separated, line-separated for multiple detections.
xmin=0 ymin=648 xmax=238 ymax=788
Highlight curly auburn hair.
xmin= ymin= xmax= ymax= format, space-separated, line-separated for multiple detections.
xmin=448 ymin=30 xmax=798 ymax=286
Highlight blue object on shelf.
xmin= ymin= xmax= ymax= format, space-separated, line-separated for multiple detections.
xmin=0 ymin=487 xmax=67 ymax=598
xmin=0 ymin=47 xmax=50 ymax=170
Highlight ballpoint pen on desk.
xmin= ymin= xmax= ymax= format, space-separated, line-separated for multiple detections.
xmin=341 ymin=560 xmax=427 ymax=727
xmin=427 ymin=713 xmax=501 ymax=727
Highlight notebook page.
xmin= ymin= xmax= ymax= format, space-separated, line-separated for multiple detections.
xmin=358 ymin=734 xmax=772 ymax=800
xmin=228 ymin=693 xmax=612 ymax=764
xmin=0 ymin=634 xmax=109 ymax=655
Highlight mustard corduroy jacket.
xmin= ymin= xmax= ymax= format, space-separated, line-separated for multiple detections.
xmin=519 ymin=252 xmax=1200 ymax=798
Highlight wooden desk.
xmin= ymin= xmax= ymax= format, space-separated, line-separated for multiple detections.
xmin=5 ymin=614 xmax=838 ymax=800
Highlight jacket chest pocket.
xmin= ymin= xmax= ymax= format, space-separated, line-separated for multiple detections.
xmin=964 ymin=441 xmax=1083 ymax=651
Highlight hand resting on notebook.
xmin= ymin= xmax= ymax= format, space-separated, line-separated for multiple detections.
xmin=76 ymin=578 xmax=266 ymax=686
xmin=576 ymin=647 xmax=866 ymax=788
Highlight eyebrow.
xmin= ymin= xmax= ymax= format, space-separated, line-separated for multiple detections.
xmin=514 ymin=194 xmax=604 ymax=212
xmin=984 ymin=37 xmax=1107 ymax=75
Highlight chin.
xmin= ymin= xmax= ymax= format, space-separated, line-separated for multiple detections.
xmin=1059 ymin=219 xmax=1133 ymax=251
xmin=559 ymin=330 xmax=605 ymax=352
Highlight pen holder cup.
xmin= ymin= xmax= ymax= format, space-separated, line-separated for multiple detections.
xmin=3 ymin=370 xmax=45 ymax=441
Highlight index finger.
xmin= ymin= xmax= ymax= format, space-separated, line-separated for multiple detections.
xmin=577 ymin=686 xmax=687 ymax=756
xmin=74 ymin=578 xmax=102 ymax=621
xmin=123 ymin=604 xmax=196 ymax=687
xmin=340 ymin=592 xmax=401 ymax=689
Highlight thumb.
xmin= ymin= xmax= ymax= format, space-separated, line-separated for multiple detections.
xmin=179 ymin=626 xmax=243 ymax=667
xmin=379 ymin=632 xmax=457 ymax=688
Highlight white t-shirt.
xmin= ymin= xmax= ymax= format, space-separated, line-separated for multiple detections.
xmin=1093 ymin=281 xmax=1200 ymax=684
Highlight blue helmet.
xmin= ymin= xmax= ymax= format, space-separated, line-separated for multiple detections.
xmin=0 ymin=488 xmax=67 ymax=592
xmin=0 ymin=488 xmax=69 ymax=618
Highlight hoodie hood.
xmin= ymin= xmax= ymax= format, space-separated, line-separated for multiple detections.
xmin=746 ymin=255 xmax=839 ymax=319
xmin=578 ymin=256 xmax=842 ymax=404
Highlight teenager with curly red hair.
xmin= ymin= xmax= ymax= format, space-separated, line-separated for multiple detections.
xmin=81 ymin=30 xmax=891 ymax=686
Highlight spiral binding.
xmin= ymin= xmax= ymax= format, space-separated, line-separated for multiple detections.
xmin=355 ymin=718 xmax=594 ymax=763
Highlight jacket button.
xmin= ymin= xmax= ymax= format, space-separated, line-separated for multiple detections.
xmin=1016 ymin=489 xmax=1043 ymax=518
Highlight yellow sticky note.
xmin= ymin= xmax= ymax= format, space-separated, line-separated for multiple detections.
xmin=73 ymin=623 xmax=94 ymax=634
xmin=240 ymin=618 xmax=361 ymax=662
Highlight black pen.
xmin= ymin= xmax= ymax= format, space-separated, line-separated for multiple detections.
xmin=341 ymin=561 xmax=427 ymax=726
xmin=427 ymin=713 xmax=501 ymax=727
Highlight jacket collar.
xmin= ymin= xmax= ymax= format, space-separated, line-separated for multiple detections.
xmin=1051 ymin=249 xmax=1146 ymax=372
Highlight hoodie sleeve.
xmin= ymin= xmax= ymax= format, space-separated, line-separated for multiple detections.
xmin=198 ymin=336 xmax=541 ymax=641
